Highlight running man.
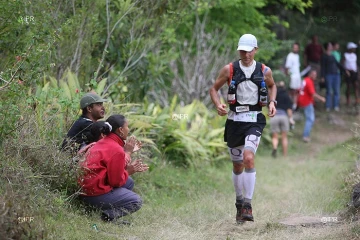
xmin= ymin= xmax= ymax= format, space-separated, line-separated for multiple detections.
xmin=209 ymin=34 xmax=277 ymax=223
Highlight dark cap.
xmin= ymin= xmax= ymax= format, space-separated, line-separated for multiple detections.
xmin=80 ymin=92 xmax=108 ymax=109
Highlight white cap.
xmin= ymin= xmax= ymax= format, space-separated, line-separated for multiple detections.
xmin=347 ymin=42 xmax=358 ymax=49
xmin=237 ymin=34 xmax=258 ymax=51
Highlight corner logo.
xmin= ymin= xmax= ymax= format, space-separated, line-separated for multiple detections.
xmin=18 ymin=16 xmax=35 ymax=25
xmin=172 ymin=113 xmax=189 ymax=121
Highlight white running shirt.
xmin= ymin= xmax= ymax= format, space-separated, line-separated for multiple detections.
xmin=285 ymin=52 xmax=301 ymax=89
xmin=237 ymin=60 xmax=258 ymax=105
xmin=344 ymin=52 xmax=357 ymax=71
xmin=228 ymin=60 xmax=260 ymax=120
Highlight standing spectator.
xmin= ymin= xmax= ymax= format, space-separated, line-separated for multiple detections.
xmin=270 ymin=81 xmax=295 ymax=158
xmin=342 ymin=42 xmax=358 ymax=107
xmin=321 ymin=42 xmax=348 ymax=112
xmin=332 ymin=41 xmax=341 ymax=77
xmin=331 ymin=41 xmax=341 ymax=63
xmin=298 ymin=70 xmax=326 ymax=142
xmin=285 ymin=42 xmax=301 ymax=110
xmin=304 ymin=35 xmax=323 ymax=91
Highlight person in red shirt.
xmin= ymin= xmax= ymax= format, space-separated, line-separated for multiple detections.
xmin=78 ymin=114 xmax=148 ymax=223
xmin=297 ymin=70 xmax=325 ymax=142
xmin=76 ymin=121 xmax=142 ymax=164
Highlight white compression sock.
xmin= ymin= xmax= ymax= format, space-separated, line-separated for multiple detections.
xmin=232 ymin=171 xmax=244 ymax=200
xmin=243 ymin=169 xmax=256 ymax=203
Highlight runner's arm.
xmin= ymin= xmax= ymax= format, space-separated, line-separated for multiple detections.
xmin=209 ymin=65 xmax=230 ymax=116
xmin=264 ymin=67 xmax=277 ymax=117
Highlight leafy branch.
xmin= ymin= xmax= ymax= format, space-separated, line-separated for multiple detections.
xmin=0 ymin=43 xmax=34 ymax=91
xmin=94 ymin=0 xmax=140 ymax=83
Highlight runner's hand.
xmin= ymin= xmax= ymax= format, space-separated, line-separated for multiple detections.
xmin=268 ymin=102 xmax=276 ymax=117
xmin=216 ymin=104 xmax=228 ymax=116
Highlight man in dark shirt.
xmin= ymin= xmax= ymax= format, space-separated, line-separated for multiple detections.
xmin=62 ymin=92 xmax=107 ymax=153
xmin=321 ymin=42 xmax=349 ymax=112
xmin=304 ymin=35 xmax=323 ymax=90
xmin=269 ymin=81 xmax=294 ymax=158
xmin=305 ymin=35 xmax=323 ymax=65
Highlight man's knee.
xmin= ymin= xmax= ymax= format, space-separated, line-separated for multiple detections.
xmin=243 ymin=152 xmax=255 ymax=168
xmin=232 ymin=162 xmax=244 ymax=174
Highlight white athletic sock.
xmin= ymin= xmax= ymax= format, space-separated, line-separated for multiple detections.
xmin=243 ymin=169 xmax=256 ymax=203
xmin=232 ymin=171 xmax=244 ymax=200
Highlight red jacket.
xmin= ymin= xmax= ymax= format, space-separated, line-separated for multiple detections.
xmin=79 ymin=133 xmax=128 ymax=196
xmin=297 ymin=77 xmax=315 ymax=108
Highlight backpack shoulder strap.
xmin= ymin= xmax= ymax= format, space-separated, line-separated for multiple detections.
xmin=255 ymin=61 xmax=262 ymax=72
xmin=228 ymin=60 xmax=241 ymax=85
xmin=262 ymin=63 xmax=269 ymax=75
xmin=251 ymin=61 xmax=263 ymax=78
xmin=228 ymin=62 xmax=233 ymax=86
xmin=252 ymin=62 xmax=269 ymax=77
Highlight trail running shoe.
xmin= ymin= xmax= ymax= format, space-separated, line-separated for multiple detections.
xmin=241 ymin=203 xmax=254 ymax=221
xmin=235 ymin=200 xmax=244 ymax=224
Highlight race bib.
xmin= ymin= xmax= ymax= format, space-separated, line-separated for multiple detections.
xmin=233 ymin=111 xmax=257 ymax=122
xmin=235 ymin=106 xmax=249 ymax=113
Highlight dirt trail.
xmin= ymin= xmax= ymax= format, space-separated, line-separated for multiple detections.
xmin=307 ymin=112 xmax=357 ymax=154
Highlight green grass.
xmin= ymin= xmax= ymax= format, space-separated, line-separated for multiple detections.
xmin=2 ymin=111 xmax=360 ymax=239
xmin=33 ymin=138 xmax=357 ymax=240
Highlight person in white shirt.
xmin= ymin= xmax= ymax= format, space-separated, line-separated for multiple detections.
xmin=342 ymin=42 xmax=358 ymax=106
xmin=285 ymin=43 xmax=301 ymax=110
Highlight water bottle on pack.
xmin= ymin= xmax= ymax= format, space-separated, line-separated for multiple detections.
xmin=227 ymin=80 xmax=236 ymax=105
xmin=259 ymin=80 xmax=268 ymax=107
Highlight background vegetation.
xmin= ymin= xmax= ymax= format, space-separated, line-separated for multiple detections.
xmin=1 ymin=0 xmax=360 ymax=238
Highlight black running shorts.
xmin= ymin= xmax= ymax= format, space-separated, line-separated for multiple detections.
xmin=224 ymin=113 xmax=266 ymax=148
